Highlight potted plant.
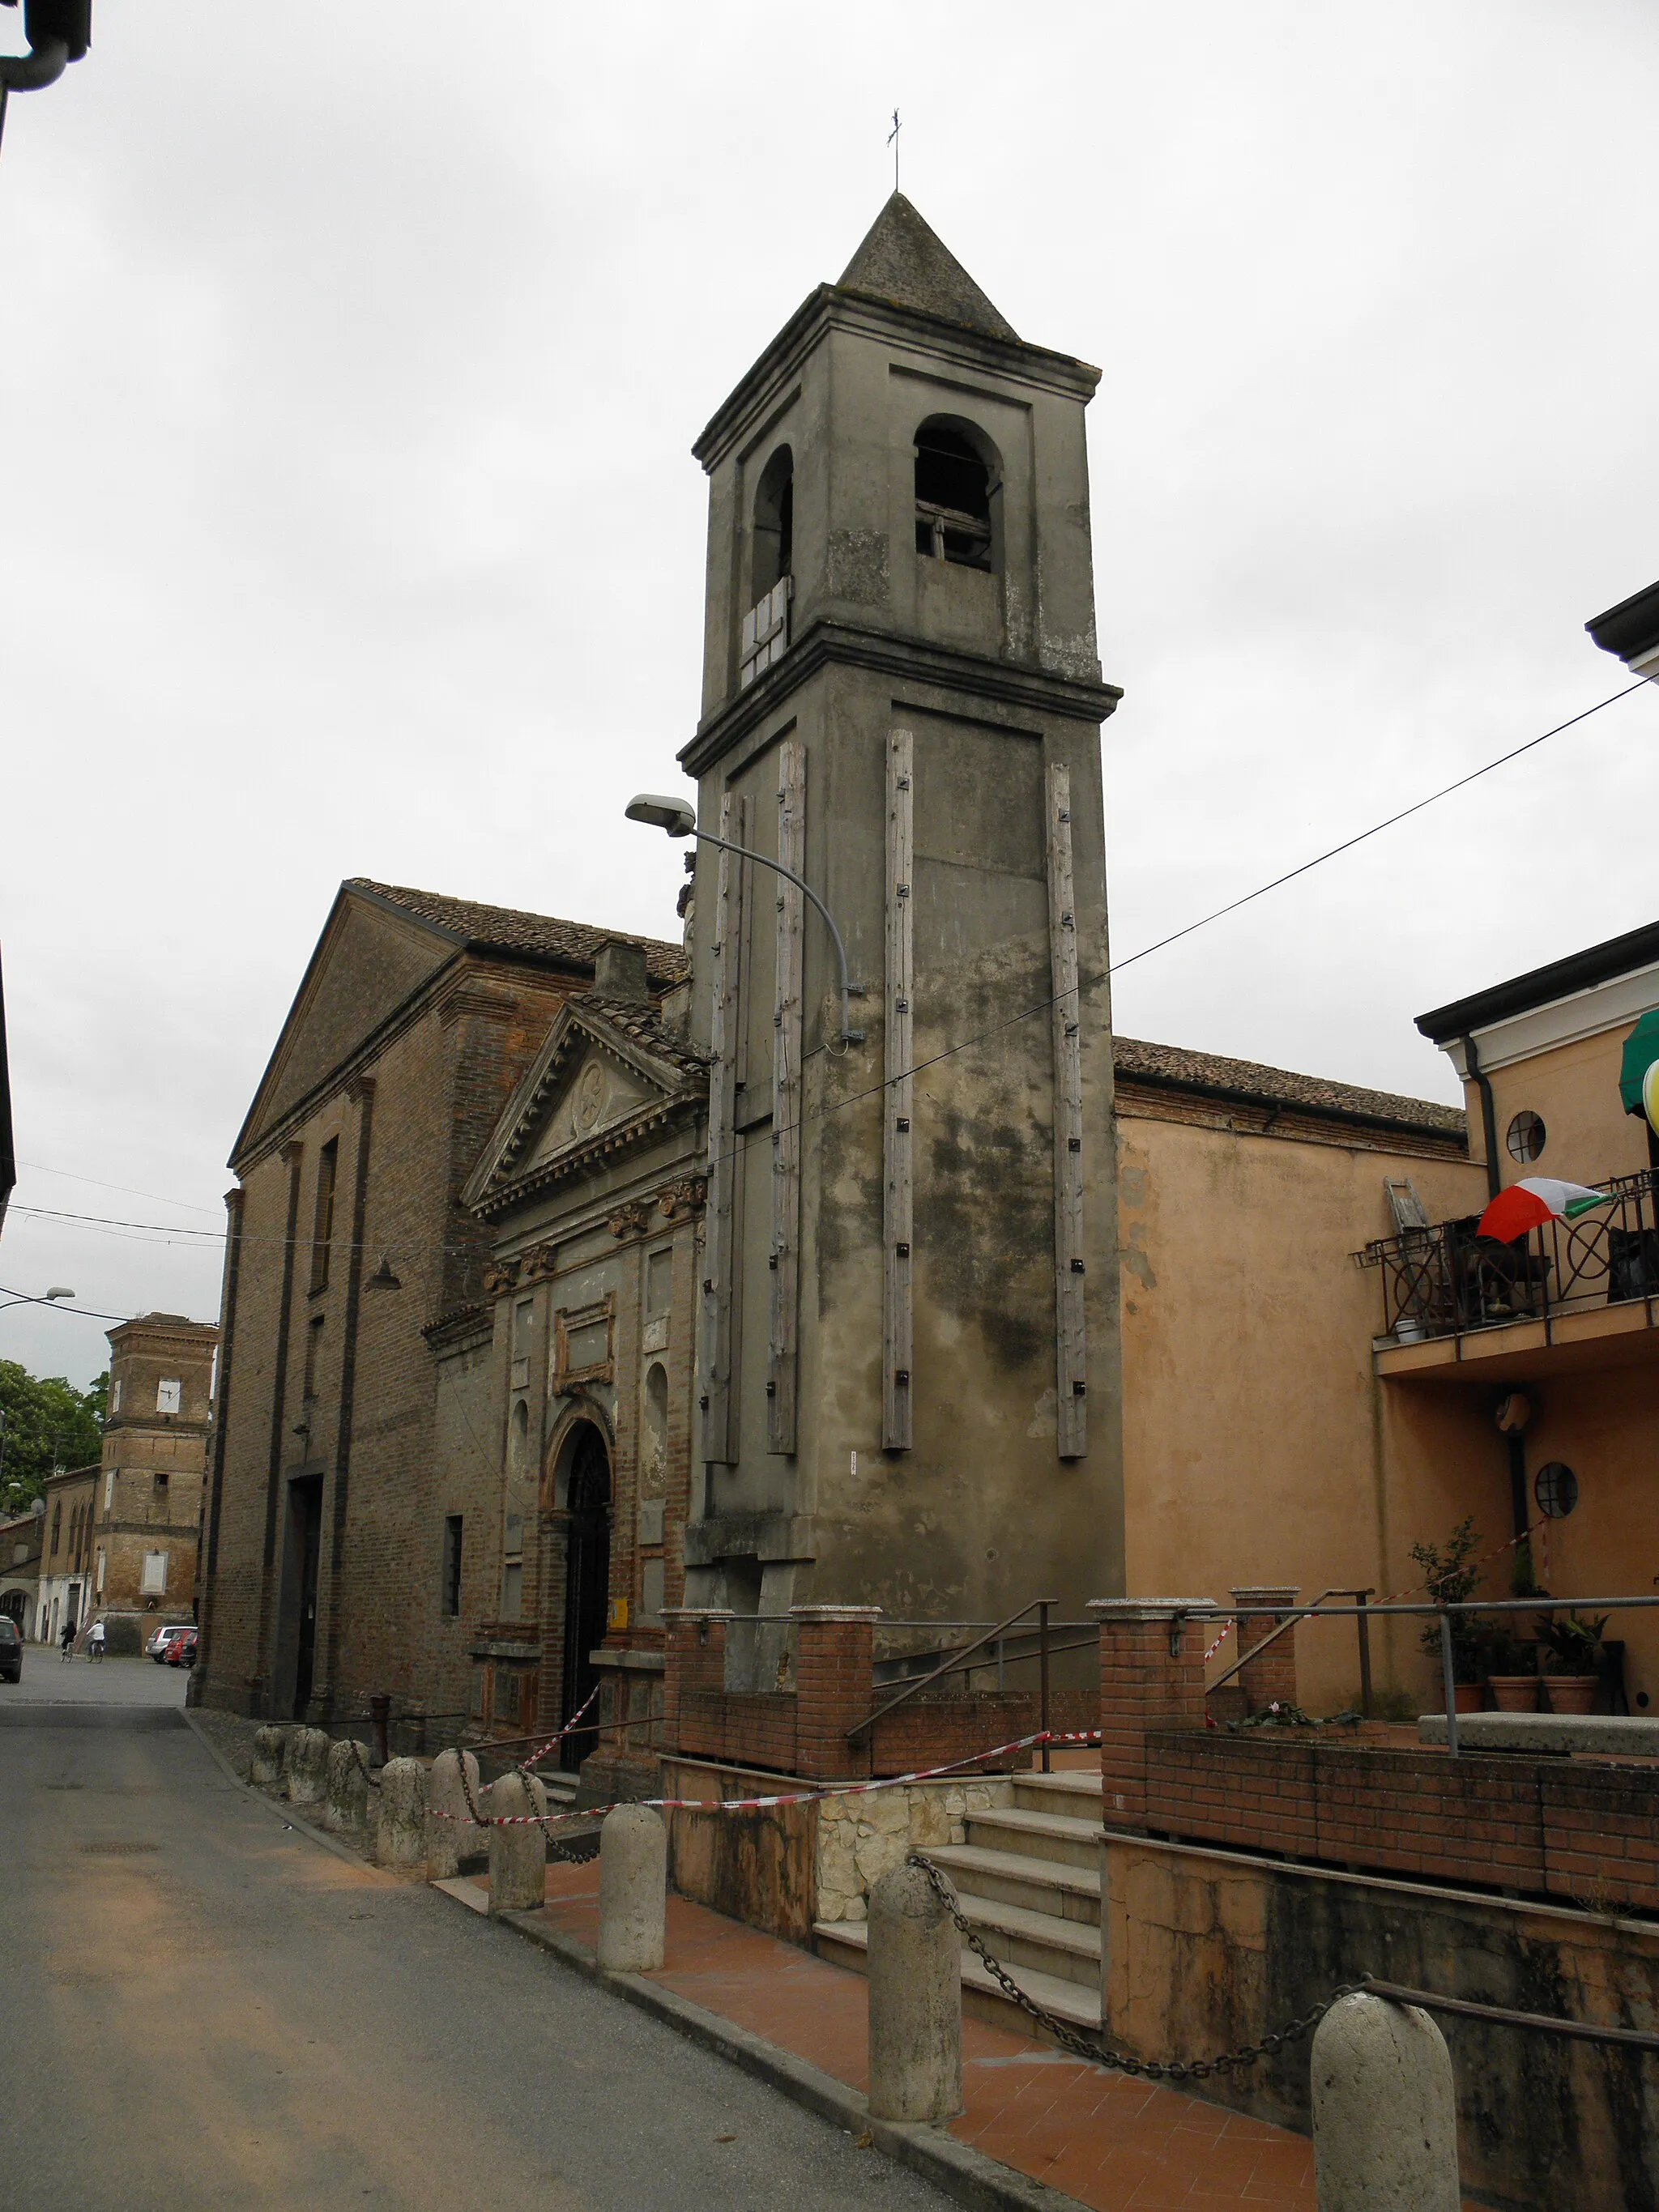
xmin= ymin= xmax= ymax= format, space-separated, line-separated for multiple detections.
xmin=1484 ymin=1626 xmax=1540 ymax=1713
xmin=1534 ymin=1611 xmax=1608 ymax=1715
xmin=1411 ymin=1519 xmax=1487 ymax=1710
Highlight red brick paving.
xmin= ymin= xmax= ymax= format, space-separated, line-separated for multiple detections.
xmin=527 ymin=1860 xmax=1324 ymax=2208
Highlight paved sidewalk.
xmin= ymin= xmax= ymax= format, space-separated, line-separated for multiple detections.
xmin=450 ymin=1858 xmax=1325 ymax=2210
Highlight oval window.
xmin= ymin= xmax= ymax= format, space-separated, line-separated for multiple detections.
xmin=1533 ymin=1461 xmax=1578 ymax=1519
xmin=1506 ymin=1110 xmax=1546 ymax=1164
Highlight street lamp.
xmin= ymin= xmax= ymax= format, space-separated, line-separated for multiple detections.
xmin=0 ymin=1 xmax=92 ymax=159
xmin=625 ymin=794 xmax=865 ymax=1047
xmin=0 ymin=1285 xmax=75 ymax=1313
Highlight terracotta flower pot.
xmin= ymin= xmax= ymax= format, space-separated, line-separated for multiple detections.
xmin=1546 ymin=1675 xmax=1599 ymax=1715
xmin=1487 ymin=1676 xmax=1540 ymax=1713
xmin=1453 ymin=1682 xmax=1483 ymax=1713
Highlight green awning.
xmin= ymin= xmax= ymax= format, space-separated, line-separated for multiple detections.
xmin=1618 ymin=1007 xmax=1659 ymax=1115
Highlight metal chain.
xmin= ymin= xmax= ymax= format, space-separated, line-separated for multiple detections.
xmin=348 ymin=1738 xmax=381 ymax=1791
xmin=906 ymin=1854 xmax=1361 ymax=2081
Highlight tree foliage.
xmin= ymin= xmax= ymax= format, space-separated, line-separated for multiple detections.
xmin=0 ymin=1362 xmax=106 ymax=1511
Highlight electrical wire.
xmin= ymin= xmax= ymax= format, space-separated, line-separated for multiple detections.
xmin=6 ymin=674 xmax=1649 ymax=1276
xmin=13 ymin=1159 xmax=223 ymax=1216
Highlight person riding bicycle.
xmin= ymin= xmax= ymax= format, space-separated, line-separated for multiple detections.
xmin=60 ymin=1617 xmax=75 ymax=1662
xmin=88 ymin=1617 xmax=106 ymax=1661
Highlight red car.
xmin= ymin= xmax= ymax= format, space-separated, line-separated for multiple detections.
xmin=165 ymin=1629 xmax=198 ymax=1668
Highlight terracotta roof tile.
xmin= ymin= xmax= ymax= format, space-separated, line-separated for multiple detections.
xmin=349 ymin=880 xmax=689 ymax=987
xmin=1113 ymin=1035 xmax=1466 ymax=1138
xmin=581 ymin=995 xmax=708 ymax=1080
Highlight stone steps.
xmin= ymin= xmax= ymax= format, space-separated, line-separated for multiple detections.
xmin=919 ymin=1841 xmax=1101 ymax=1928
xmin=811 ymin=1768 xmax=1107 ymax=2042
xmin=812 ymin=1916 xmax=1102 ymax=2035
xmin=956 ymin=1803 xmax=1101 ymax=1873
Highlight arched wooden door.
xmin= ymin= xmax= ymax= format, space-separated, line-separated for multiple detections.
xmin=560 ymin=1424 xmax=611 ymax=1773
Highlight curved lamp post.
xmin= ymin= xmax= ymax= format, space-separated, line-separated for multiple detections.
xmin=0 ymin=1 xmax=92 ymax=159
xmin=625 ymin=793 xmax=864 ymax=1047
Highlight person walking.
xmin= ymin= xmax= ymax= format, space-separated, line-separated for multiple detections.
xmin=88 ymin=1617 xmax=105 ymax=1662
xmin=59 ymin=1617 xmax=75 ymax=1663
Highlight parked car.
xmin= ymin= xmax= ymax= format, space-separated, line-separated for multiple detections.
xmin=1 ymin=1617 xmax=22 ymax=1683
xmin=146 ymin=1623 xmax=194 ymax=1663
xmin=165 ymin=1629 xmax=198 ymax=1669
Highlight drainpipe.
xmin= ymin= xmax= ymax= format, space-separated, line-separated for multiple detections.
xmin=1461 ymin=1032 xmax=1501 ymax=1200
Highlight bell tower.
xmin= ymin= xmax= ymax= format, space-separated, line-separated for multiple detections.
xmin=680 ymin=196 xmax=1124 ymax=1656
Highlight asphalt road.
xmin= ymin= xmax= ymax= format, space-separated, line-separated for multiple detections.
xmin=0 ymin=1707 xmax=950 ymax=2211
xmin=5 ymin=1647 xmax=190 ymax=1705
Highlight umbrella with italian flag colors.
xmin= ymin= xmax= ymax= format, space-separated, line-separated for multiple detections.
xmin=1477 ymin=1178 xmax=1614 ymax=1242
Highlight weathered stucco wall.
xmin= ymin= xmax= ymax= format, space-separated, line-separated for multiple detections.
xmin=1118 ymin=1105 xmax=1492 ymax=1710
xmin=1103 ymin=1830 xmax=1659 ymax=2212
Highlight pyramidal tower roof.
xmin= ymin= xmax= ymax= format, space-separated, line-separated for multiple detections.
xmin=835 ymin=194 xmax=1019 ymax=343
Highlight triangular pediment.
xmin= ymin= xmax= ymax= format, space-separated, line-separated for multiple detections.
xmin=232 ymin=889 xmax=456 ymax=1166
xmin=462 ymin=999 xmax=702 ymax=1213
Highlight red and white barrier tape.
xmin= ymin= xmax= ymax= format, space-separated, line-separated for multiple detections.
xmin=512 ymin=1684 xmax=599 ymax=1774
xmin=430 ymin=1728 xmax=1107 ymax=1826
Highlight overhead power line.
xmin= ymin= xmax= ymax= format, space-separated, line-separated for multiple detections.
xmin=5 ymin=675 xmax=1648 ymax=1275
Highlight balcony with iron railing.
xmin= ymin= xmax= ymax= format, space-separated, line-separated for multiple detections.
xmin=1356 ymin=1165 xmax=1659 ymax=1374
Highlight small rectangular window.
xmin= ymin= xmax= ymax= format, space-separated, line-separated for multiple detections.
xmin=141 ymin=1550 xmax=167 ymax=1596
xmin=104 ymin=1468 xmax=116 ymax=1511
xmin=646 ymin=1247 xmax=673 ymax=1320
xmin=304 ymin=1313 xmax=325 ymax=1400
xmin=156 ymin=1379 xmax=181 ymax=1416
xmin=441 ymin=1515 xmax=463 ymax=1618
xmin=310 ymin=1138 xmax=339 ymax=1293
xmin=96 ymin=1549 xmax=107 ymax=1595
xmin=110 ymin=1379 xmax=122 ymax=1415
xmin=501 ymin=1561 xmax=523 ymax=1619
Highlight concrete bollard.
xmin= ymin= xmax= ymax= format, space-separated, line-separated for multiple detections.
xmin=285 ymin=1726 xmax=331 ymax=1807
xmin=1311 ymin=1991 xmax=1461 ymax=2211
xmin=373 ymin=1757 xmax=429 ymax=1871
xmin=484 ymin=1771 xmax=548 ymax=1915
xmin=424 ymin=1748 xmax=484 ymax=1879
xmin=867 ymin=1861 xmax=962 ymax=2123
xmin=322 ymin=1737 xmax=372 ymax=1834
xmin=250 ymin=1724 xmax=292 ymax=1788
xmin=596 ymin=1805 xmax=667 ymax=1972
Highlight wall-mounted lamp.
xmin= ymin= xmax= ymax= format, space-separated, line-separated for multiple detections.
xmin=366 ymin=1253 xmax=402 ymax=1293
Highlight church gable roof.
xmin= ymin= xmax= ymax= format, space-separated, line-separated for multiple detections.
xmin=348 ymin=880 xmax=688 ymax=988
xmin=462 ymin=998 xmax=707 ymax=1217
xmin=836 ymin=193 xmax=1019 ymax=343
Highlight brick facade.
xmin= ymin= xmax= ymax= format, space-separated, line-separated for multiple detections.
xmin=661 ymin=1605 xmax=1098 ymax=1782
xmin=193 ymin=880 xmax=686 ymax=1726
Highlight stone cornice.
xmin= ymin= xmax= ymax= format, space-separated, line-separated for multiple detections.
xmin=693 ymin=284 xmax=1100 ymax=473
xmin=680 ymin=618 xmax=1121 ymax=777
xmin=472 ymin=1093 xmax=706 ymax=1222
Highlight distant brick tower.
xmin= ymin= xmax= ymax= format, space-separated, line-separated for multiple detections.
xmin=94 ymin=1311 xmax=217 ymax=1640
xmin=680 ymin=197 xmax=1124 ymax=1656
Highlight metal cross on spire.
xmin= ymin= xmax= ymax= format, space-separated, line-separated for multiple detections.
xmin=888 ymin=108 xmax=901 ymax=192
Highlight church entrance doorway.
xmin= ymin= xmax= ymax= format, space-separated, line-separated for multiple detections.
xmin=560 ymin=1424 xmax=611 ymax=1773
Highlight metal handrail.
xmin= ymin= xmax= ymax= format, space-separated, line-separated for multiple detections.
xmin=847 ymin=1597 xmax=1060 ymax=1771
xmin=1208 ymin=1588 xmax=1377 ymax=1709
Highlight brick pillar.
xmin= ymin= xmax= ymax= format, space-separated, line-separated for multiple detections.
xmin=791 ymin=1605 xmax=882 ymax=1780
xmin=1089 ymin=1600 xmax=1215 ymax=1831
xmin=1230 ymin=1586 xmax=1300 ymax=1715
xmin=660 ymin=1609 xmax=733 ymax=1754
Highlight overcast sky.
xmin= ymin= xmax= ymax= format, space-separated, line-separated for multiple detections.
xmin=2 ymin=2 xmax=1656 ymax=1387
